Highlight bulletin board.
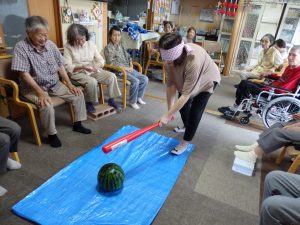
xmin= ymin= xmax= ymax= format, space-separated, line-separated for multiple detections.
xmin=153 ymin=0 xmax=171 ymax=24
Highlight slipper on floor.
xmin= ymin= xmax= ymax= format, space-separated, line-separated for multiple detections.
xmin=171 ymin=146 xmax=188 ymax=155
xmin=173 ymin=126 xmax=186 ymax=133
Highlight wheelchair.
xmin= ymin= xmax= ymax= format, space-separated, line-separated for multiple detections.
xmin=226 ymin=82 xmax=300 ymax=128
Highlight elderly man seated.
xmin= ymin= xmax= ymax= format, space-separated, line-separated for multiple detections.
xmin=219 ymin=45 xmax=300 ymax=118
xmin=234 ymin=120 xmax=300 ymax=163
xmin=260 ymin=171 xmax=300 ymax=225
xmin=12 ymin=16 xmax=91 ymax=148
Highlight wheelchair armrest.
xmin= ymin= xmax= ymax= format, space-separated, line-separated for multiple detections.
xmin=260 ymin=83 xmax=292 ymax=93
xmin=266 ymin=74 xmax=280 ymax=80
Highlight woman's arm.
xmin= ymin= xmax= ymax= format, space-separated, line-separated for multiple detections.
xmin=92 ymin=42 xmax=105 ymax=69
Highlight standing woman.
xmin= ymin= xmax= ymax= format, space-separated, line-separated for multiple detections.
xmin=64 ymin=24 xmax=122 ymax=113
xmin=159 ymin=33 xmax=221 ymax=155
xmin=104 ymin=26 xmax=148 ymax=109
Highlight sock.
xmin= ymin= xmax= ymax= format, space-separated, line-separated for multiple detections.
xmin=48 ymin=134 xmax=62 ymax=148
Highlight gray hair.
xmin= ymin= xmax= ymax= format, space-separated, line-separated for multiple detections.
xmin=291 ymin=45 xmax=300 ymax=53
xmin=25 ymin=16 xmax=48 ymax=33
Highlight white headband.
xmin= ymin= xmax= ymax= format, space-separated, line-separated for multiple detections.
xmin=160 ymin=41 xmax=193 ymax=61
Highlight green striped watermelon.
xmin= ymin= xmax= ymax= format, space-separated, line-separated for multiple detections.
xmin=97 ymin=163 xmax=125 ymax=193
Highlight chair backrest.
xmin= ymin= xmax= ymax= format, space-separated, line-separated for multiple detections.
xmin=0 ymin=57 xmax=19 ymax=82
xmin=145 ymin=40 xmax=159 ymax=59
xmin=202 ymin=40 xmax=222 ymax=54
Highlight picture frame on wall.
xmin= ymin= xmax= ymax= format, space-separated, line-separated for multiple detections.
xmin=199 ymin=9 xmax=214 ymax=23
xmin=171 ymin=0 xmax=180 ymax=15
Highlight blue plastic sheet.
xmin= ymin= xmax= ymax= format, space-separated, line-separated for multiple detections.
xmin=13 ymin=125 xmax=195 ymax=225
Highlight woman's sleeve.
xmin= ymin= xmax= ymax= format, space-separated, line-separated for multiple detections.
xmin=92 ymin=42 xmax=105 ymax=68
xmin=63 ymin=45 xmax=76 ymax=73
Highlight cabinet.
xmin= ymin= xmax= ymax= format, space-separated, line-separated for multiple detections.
xmin=218 ymin=15 xmax=234 ymax=70
xmin=218 ymin=15 xmax=234 ymax=54
xmin=233 ymin=2 xmax=283 ymax=71
xmin=277 ymin=4 xmax=300 ymax=46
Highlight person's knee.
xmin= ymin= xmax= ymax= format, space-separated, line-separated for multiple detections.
xmin=42 ymin=104 xmax=55 ymax=113
xmin=131 ymin=77 xmax=139 ymax=88
xmin=262 ymin=196 xmax=286 ymax=221
xmin=142 ymin=75 xmax=149 ymax=84
xmin=86 ymin=77 xmax=98 ymax=89
xmin=265 ymin=171 xmax=281 ymax=185
xmin=0 ymin=133 xmax=10 ymax=150
xmin=10 ymin=121 xmax=21 ymax=138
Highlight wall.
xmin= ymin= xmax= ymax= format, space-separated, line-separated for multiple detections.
xmin=108 ymin=0 xmax=147 ymax=20
xmin=171 ymin=0 xmax=221 ymax=32
xmin=59 ymin=0 xmax=107 ymax=50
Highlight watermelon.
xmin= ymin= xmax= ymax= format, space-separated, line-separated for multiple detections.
xmin=97 ymin=163 xmax=125 ymax=193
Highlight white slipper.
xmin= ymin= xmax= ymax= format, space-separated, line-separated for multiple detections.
xmin=0 ymin=185 xmax=7 ymax=196
xmin=7 ymin=158 xmax=21 ymax=170
xmin=171 ymin=145 xmax=188 ymax=155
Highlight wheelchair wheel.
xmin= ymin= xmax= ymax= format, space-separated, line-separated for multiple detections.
xmin=262 ymin=97 xmax=300 ymax=128
xmin=240 ymin=117 xmax=250 ymax=125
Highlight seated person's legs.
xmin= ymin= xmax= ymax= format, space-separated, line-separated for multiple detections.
xmin=0 ymin=117 xmax=22 ymax=196
xmin=23 ymin=91 xmax=61 ymax=148
xmin=130 ymin=70 xmax=148 ymax=105
xmin=0 ymin=133 xmax=10 ymax=173
xmin=70 ymin=73 xmax=98 ymax=113
xmin=218 ymin=80 xmax=262 ymax=117
xmin=234 ymin=123 xmax=300 ymax=163
xmin=260 ymin=171 xmax=300 ymax=225
xmin=91 ymin=70 xmax=122 ymax=112
xmin=50 ymin=81 xmax=91 ymax=134
xmin=125 ymin=71 xmax=141 ymax=109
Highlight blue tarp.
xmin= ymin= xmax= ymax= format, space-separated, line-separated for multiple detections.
xmin=12 ymin=125 xmax=195 ymax=225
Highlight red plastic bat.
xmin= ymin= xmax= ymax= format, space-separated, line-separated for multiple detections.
xmin=102 ymin=122 xmax=160 ymax=153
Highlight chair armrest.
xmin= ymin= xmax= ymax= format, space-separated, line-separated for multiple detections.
xmin=132 ymin=61 xmax=142 ymax=73
xmin=0 ymin=77 xmax=21 ymax=101
xmin=154 ymin=51 xmax=161 ymax=61
xmin=103 ymin=64 xmax=127 ymax=82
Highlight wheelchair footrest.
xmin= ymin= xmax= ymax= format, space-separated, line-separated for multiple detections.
xmin=88 ymin=104 xmax=116 ymax=121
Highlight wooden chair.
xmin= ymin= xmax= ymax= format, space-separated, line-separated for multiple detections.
xmin=144 ymin=40 xmax=165 ymax=84
xmin=11 ymin=152 xmax=20 ymax=162
xmin=276 ymin=144 xmax=300 ymax=173
xmin=0 ymin=57 xmax=75 ymax=146
xmin=103 ymin=61 xmax=143 ymax=109
xmin=202 ymin=40 xmax=222 ymax=70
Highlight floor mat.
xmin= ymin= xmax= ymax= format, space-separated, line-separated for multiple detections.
xmin=12 ymin=125 xmax=194 ymax=225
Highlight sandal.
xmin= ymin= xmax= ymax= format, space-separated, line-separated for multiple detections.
xmin=171 ymin=145 xmax=188 ymax=155
xmin=173 ymin=126 xmax=186 ymax=133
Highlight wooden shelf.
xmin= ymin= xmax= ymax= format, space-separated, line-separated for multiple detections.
xmin=221 ymin=32 xmax=232 ymax=36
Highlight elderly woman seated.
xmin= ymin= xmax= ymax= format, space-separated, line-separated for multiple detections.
xmin=183 ymin=27 xmax=196 ymax=44
xmin=104 ymin=26 xmax=148 ymax=110
xmin=64 ymin=24 xmax=122 ymax=113
xmin=219 ymin=45 xmax=300 ymax=118
xmin=240 ymin=34 xmax=284 ymax=81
